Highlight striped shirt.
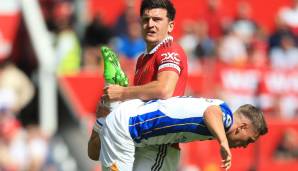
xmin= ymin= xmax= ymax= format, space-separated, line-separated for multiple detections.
xmin=127 ymin=96 xmax=233 ymax=146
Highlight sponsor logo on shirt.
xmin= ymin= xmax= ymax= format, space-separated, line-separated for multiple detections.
xmin=160 ymin=52 xmax=180 ymax=65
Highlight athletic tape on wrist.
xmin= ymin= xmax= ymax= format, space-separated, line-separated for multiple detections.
xmin=93 ymin=119 xmax=103 ymax=133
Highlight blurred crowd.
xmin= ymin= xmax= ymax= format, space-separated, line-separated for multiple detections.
xmin=0 ymin=57 xmax=76 ymax=170
xmin=1 ymin=0 xmax=298 ymax=170
xmin=0 ymin=57 xmax=46 ymax=171
xmin=0 ymin=49 xmax=77 ymax=170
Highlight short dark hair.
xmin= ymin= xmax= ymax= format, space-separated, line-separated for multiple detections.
xmin=140 ymin=0 xmax=176 ymax=21
xmin=236 ymin=104 xmax=268 ymax=136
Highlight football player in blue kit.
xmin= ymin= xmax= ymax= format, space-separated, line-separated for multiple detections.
xmin=89 ymin=96 xmax=268 ymax=171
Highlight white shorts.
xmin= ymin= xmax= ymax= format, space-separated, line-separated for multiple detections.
xmin=99 ymin=100 xmax=142 ymax=171
xmin=100 ymin=123 xmax=180 ymax=171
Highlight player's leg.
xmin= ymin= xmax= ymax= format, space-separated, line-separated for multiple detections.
xmin=161 ymin=146 xmax=180 ymax=171
xmin=89 ymin=46 xmax=128 ymax=161
xmin=133 ymin=145 xmax=180 ymax=171
xmin=88 ymin=117 xmax=105 ymax=160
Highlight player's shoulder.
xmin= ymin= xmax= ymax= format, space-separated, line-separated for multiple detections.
xmin=156 ymin=41 xmax=187 ymax=63
xmin=158 ymin=41 xmax=185 ymax=53
xmin=135 ymin=53 xmax=146 ymax=64
xmin=137 ymin=53 xmax=145 ymax=59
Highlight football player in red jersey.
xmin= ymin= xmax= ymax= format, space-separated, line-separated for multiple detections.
xmin=89 ymin=0 xmax=188 ymax=170
xmin=104 ymin=2 xmax=187 ymax=102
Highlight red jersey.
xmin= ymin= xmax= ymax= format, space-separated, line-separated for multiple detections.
xmin=134 ymin=36 xmax=188 ymax=96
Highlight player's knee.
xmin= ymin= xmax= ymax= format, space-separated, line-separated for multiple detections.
xmin=88 ymin=152 xmax=99 ymax=161
xmin=87 ymin=131 xmax=101 ymax=161
xmin=88 ymin=139 xmax=100 ymax=160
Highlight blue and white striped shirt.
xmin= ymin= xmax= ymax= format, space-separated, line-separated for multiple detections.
xmin=127 ymin=97 xmax=233 ymax=146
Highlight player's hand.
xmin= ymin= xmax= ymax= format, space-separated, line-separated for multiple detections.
xmin=220 ymin=142 xmax=232 ymax=170
xmin=104 ymin=85 xmax=125 ymax=101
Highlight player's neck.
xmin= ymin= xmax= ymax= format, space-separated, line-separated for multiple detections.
xmin=146 ymin=36 xmax=173 ymax=54
xmin=147 ymin=44 xmax=156 ymax=52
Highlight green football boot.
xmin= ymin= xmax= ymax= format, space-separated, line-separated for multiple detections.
xmin=100 ymin=46 xmax=129 ymax=87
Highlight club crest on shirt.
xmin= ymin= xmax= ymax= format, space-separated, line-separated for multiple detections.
xmin=225 ymin=115 xmax=232 ymax=128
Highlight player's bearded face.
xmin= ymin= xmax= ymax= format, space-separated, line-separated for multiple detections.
xmin=141 ymin=8 xmax=174 ymax=48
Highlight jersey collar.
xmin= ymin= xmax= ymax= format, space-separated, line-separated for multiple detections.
xmin=144 ymin=36 xmax=173 ymax=55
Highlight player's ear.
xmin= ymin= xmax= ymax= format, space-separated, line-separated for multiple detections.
xmin=168 ymin=21 xmax=174 ymax=33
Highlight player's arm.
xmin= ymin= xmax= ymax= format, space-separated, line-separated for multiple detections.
xmin=88 ymin=130 xmax=100 ymax=161
xmin=204 ymin=106 xmax=232 ymax=170
xmin=104 ymin=70 xmax=179 ymax=101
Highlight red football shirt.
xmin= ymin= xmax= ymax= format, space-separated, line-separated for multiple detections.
xmin=133 ymin=37 xmax=188 ymax=96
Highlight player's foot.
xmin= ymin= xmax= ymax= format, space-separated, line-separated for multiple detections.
xmin=100 ymin=46 xmax=128 ymax=87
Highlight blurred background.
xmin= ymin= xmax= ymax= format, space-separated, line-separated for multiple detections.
xmin=0 ymin=0 xmax=298 ymax=170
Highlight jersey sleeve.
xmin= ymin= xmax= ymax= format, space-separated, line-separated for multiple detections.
xmin=156 ymin=46 xmax=185 ymax=75
xmin=219 ymin=102 xmax=234 ymax=131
